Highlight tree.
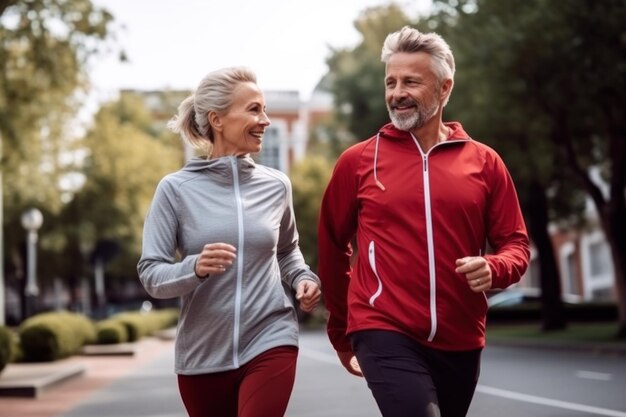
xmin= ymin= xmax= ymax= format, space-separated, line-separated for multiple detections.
xmin=1 ymin=0 xmax=114 ymax=152
xmin=1 ymin=0 xmax=116 ymax=321
xmin=434 ymin=0 xmax=626 ymax=336
xmin=24 ymin=92 xmax=182 ymax=313
xmin=305 ymin=79 xmax=355 ymax=161
xmin=528 ymin=0 xmax=626 ymax=337
xmin=426 ymin=1 xmax=574 ymax=330
xmin=72 ymin=93 xmax=182 ymax=283
xmin=290 ymin=156 xmax=334 ymax=274
xmin=326 ymin=4 xmax=414 ymax=141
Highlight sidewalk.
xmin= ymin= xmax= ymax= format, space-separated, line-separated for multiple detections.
xmin=0 ymin=337 xmax=174 ymax=417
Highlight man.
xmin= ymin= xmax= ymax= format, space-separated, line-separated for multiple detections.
xmin=317 ymin=26 xmax=530 ymax=417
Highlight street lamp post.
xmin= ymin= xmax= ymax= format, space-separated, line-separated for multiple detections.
xmin=21 ymin=208 xmax=43 ymax=319
xmin=79 ymin=239 xmax=93 ymax=316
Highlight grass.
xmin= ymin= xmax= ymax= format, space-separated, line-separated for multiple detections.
xmin=487 ymin=322 xmax=626 ymax=346
xmin=302 ymin=308 xmax=626 ymax=350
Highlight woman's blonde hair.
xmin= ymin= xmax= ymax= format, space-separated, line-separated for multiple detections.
xmin=167 ymin=67 xmax=257 ymax=151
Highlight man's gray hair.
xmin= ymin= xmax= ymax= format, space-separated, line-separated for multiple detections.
xmin=381 ymin=26 xmax=455 ymax=105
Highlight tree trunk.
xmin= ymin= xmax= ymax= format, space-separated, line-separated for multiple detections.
xmin=555 ymin=116 xmax=626 ymax=338
xmin=604 ymin=118 xmax=626 ymax=338
xmin=602 ymin=202 xmax=626 ymax=339
xmin=525 ymin=179 xmax=567 ymax=331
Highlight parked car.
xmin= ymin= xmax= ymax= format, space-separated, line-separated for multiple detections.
xmin=487 ymin=287 xmax=582 ymax=308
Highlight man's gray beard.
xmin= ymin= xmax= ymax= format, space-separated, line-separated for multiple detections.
xmin=388 ymin=101 xmax=439 ymax=131
xmin=389 ymin=109 xmax=421 ymax=131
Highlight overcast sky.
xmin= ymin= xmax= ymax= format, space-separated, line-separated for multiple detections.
xmin=89 ymin=0 xmax=432 ymax=102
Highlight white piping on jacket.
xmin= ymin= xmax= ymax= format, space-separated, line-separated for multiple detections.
xmin=368 ymin=241 xmax=383 ymax=306
xmin=373 ymin=133 xmax=386 ymax=191
xmin=408 ymin=132 xmax=438 ymax=342
xmin=230 ymin=157 xmax=244 ymax=368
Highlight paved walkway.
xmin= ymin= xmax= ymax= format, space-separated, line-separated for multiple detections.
xmin=0 ymin=331 xmax=377 ymax=417
xmin=0 ymin=337 xmax=174 ymax=417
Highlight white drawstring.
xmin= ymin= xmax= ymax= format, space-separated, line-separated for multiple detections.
xmin=373 ymin=133 xmax=386 ymax=191
xmin=368 ymin=241 xmax=383 ymax=306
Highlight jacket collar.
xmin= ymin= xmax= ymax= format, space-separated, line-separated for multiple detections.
xmin=182 ymin=155 xmax=257 ymax=184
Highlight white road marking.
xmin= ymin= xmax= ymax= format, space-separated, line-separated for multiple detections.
xmin=477 ymin=385 xmax=626 ymax=417
xmin=576 ymin=370 xmax=613 ymax=381
xmin=301 ymin=348 xmax=626 ymax=416
xmin=300 ymin=348 xmax=338 ymax=364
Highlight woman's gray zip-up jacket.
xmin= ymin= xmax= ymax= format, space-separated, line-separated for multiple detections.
xmin=137 ymin=155 xmax=320 ymax=375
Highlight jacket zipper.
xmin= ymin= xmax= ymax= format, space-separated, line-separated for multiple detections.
xmin=230 ymin=157 xmax=244 ymax=367
xmin=417 ymin=146 xmax=438 ymax=342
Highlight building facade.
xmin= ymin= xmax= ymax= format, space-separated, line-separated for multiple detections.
xmin=127 ymin=87 xmax=333 ymax=174
xmin=519 ymin=168 xmax=617 ymax=302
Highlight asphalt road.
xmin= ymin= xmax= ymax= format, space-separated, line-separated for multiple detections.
xmin=59 ymin=330 xmax=626 ymax=417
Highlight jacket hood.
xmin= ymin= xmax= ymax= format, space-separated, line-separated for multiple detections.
xmin=371 ymin=121 xmax=470 ymax=191
xmin=378 ymin=123 xmax=411 ymax=141
xmin=181 ymin=155 xmax=257 ymax=184
xmin=181 ymin=154 xmax=257 ymax=172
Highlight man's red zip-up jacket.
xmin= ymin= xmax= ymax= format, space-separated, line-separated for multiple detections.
xmin=318 ymin=122 xmax=530 ymax=352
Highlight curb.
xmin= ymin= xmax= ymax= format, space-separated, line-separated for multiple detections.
xmin=81 ymin=343 xmax=137 ymax=356
xmin=0 ymin=360 xmax=86 ymax=398
xmin=488 ymin=338 xmax=626 ymax=356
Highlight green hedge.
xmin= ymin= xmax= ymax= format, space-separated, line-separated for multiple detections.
xmin=19 ymin=311 xmax=96 ymax=362
xmin=14 ymin=308 xmax=180 ymax=360
xmin=111 ymin=313 xmax=146 ymax=342
xmin=93 ymin=308 xmax=179 ymax=345
xmin=107 ymin=308 xmax=178 ymax=343
xmin=0 ymin=326 xmax=14 ymax=373
xmin=95 ymin=319 xmax=129 ymax=344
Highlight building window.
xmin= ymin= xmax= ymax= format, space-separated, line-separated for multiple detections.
xmin=559 ymin=242 xmax=580 ymax=295
xmin=588 ymin=240 xmax=611 ymax=279
xmin=257 ymin=127 xmax=280 ymax=170
xmin=591 ymin=287 xmax=613 ymax=300
xmin=564 ymin=252 xmax=579 ymax=294
xmin=527 ymin=257 xmax=540 ymax=288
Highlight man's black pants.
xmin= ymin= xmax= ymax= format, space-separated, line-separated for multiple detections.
xmin=351 ymin=330 xmax=482 ymax=417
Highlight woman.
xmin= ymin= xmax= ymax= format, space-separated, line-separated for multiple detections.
xmin=137 ymin=67 xmax=321 ymax=417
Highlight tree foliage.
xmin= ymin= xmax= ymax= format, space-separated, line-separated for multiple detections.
xmin=326 ymin=4 xmax=413 ymax=141
xmin=1 ymin=0 xmax=117 ymax=317
xmin=70 ymin=93 xmax=183 ymax=279
xmin=427 ymin=0 xmax=583 ymax=330
xmin=433 ymin=0 xmax=626 ymax=336
xmin=0 ymin=0 xmax=114 ymax=152
xmin=290 ymin=155 xmax=333 ymax=274
xmin=1 ymin=0 xmax=116 ymax=234
xmin=323 ymin=0 xmax=626 ymax=335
